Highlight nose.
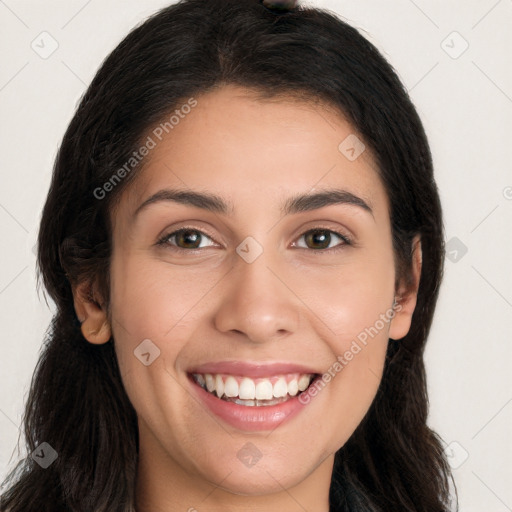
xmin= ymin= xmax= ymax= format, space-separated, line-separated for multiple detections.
xmin=213 ymin=247 xmax=300 ymax=344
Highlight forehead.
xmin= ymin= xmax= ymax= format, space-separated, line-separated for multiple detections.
xmin=116 ymin=85 xmax=387 ymax=223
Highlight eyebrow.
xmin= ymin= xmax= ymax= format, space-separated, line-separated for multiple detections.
xmin=132 ymin=187 xmax=373 ymax=219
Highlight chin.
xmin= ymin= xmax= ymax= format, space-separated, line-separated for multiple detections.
xmin=213 ymin=467 xmax=306 ymax=496
xmin=193 ymin=449 xmax=319 ymax=497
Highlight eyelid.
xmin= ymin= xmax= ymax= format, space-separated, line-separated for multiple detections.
xmin=156 ymin=223 xmax=353 ymax=252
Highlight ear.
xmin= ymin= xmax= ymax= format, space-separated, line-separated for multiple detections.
xmin=388 ymin=235 xmax=422 ymax=341
xmin=72 ymin=280 xmax=111 ymax=345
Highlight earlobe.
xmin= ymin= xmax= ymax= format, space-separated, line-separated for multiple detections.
xmin=388 ymin=235 xmax=422 ymax=341
xmin=72 ymin=281 xmax=111 ymax=345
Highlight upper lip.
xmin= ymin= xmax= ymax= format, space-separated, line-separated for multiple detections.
xmin=187 ymin=361 xmax=320 ymax=378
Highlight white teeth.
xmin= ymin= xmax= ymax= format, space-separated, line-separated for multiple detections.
xmin=298 ymin=374 xmax=311 ymax=391
xmin=205 ymin=374 xmax=215 ymax=393
xmin=234 ymin=398 xmax=257 ymax=406
xmin=255 ymin=380 xmax=273 ymax=400
xmin=194 ymin=372 xmax=315 ymax=403
xmin=273 ymin=377 xmax=288 ymax=398
xmin=287 ymin=378 xmax=299 ymax=396
xmin=224 ymin=376 xmax=239 ymax=398
xmin=239 ymin=378 xmax=256 ymax=400
xmin=215 ymin=374 xmax=224 ymax=398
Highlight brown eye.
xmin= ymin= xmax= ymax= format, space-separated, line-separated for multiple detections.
xmin=175 ymin=229 xmax=202 ymax=249
xmin=295 ymin=229 xmax=351 ymax=251
xmin=158 ymin=228 xmax=216 ymax=250
xmin=304 ymin=230 xmax=331 ymax=249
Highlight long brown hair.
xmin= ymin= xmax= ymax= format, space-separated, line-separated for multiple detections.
xmin=1 ymin=1 xmax=457 ymax=510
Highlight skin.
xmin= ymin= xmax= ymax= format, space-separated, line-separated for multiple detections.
xmin=73 ymin=85 xmax=421 ymax=512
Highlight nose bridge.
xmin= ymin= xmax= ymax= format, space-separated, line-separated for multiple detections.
xmin=213 ymin=236 xmax=300 ymax=343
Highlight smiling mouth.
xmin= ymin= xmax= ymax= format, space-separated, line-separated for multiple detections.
xmin=190 ymin=372 xmax=319 ymax=407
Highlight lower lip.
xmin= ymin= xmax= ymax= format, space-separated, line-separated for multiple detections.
xmin=188 ymin=374 xmax=316 ymax=432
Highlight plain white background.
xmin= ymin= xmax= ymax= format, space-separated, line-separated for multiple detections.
xmin=0 ymin=1 xmax=511 ymax=510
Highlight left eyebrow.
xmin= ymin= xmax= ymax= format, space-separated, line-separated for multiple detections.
xmin=282 ymin=188 xmax=374 ymax=218
xmin=132 ymin=187 xmax=374 ymax=219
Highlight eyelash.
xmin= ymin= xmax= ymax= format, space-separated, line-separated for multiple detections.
xmin=156 ymin=225 xmax=352 ymax=254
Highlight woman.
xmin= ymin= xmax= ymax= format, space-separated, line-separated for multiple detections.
xmin=0 ymin=0 xmax=457 ymax=510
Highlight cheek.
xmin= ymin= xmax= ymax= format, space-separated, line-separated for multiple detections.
xmin=295 ymin=243 xmax=394 ymax=437
xmin=109 ymin=249 xmax=218 ymax=340
xmin=108 ymin=253 xmax=194 ymax=444
xmin=108 ymin=251 xmax=222 ymax=400
xmin=299 ymin=244 xmax=396 ymax=343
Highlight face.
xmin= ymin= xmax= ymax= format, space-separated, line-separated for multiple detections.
xmin=92 ymin=85 xmax=417 ymax=500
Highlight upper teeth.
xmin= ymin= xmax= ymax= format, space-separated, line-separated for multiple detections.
xmin=193 ymin=373 xmax=314 ymax=400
